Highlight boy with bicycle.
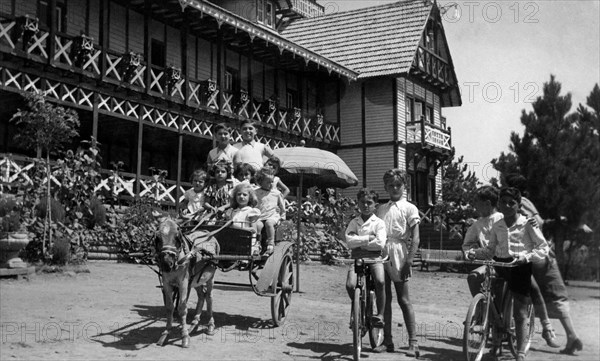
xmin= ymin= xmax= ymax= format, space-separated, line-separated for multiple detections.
xmin=345 ymin=188 xmax=387 ymax=330
xmin=467 ymin=187 xmax=549 ymax=361
xmin=375 ymin=169 xmax=420 ymax=357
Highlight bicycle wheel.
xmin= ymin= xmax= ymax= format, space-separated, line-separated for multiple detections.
xmin=367 ymin=289 xmax=384 ymax=348
xmin=503 ymin=292 xmax=535 ymax=357
xmin=463 ymin=293 xmax=489 ymax=361
xmin=352 ymin=287 xmax=362 ymax=361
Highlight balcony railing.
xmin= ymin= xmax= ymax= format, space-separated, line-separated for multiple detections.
xmin=413 ymin=46 xmax=450 ymax=87
xmin=289 ymin=0 xmax=324 ymax=18
xmin=0 ymin=14 xmax=341 ymax=144
xmin=406 ymin=117 xmax=451 ymax=151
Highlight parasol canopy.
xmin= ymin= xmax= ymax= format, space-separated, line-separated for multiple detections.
xmin=272 ymin=146 xmax=358 ymax=293
xmin=272 ymin=147 xmax=359 ymax=189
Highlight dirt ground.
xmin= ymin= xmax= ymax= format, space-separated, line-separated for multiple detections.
xmin=1 ymin=261 xmax=599 ymax=361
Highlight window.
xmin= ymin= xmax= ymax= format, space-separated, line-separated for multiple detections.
xmin=224 ymin=67 xmax=240 ymax=93
xmin=428 ymin=177 xmax=435 ymax=205
xmin=405 ymin=98 xmax=413 ymax=122
xmin=151 ymin=39 xmax=165 ymax=68
xmin=38 ymin=0 xmax=66 ymax=32
xmin=257 ymin=0 xmax=264 ymax=24
xmin=414 ymin=101 xmax=423 ymax=121
xmin=286 ymin=89 xmax=298 ymax=109
xmin=426 ymin=106 xmax=434 ymax=124
xmin=265 ymin=2 xmax=274 ymax=27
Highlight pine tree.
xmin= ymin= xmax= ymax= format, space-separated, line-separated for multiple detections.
xmin=492 ymin=76 xmax=600 ymax=265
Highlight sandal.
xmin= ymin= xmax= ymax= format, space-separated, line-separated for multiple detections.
xmin=406 ymin=340 xmax=420 ymax=358
xmin=372 ymin=343 xmax=394 ymax=353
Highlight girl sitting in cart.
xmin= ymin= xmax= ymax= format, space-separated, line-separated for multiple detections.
xmin=179 ymin=169 xmax=209 ymax=219
xmin=225 ymin=182 xmax=263 ymax=255
xmin=205 ymin=161 xmax=236 ymax=218
xmin=255 ymin=168 xmax=286 ymax=255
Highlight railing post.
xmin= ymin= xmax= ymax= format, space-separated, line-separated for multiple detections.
xmin=420 ymin=115 xmax=426 ymax=146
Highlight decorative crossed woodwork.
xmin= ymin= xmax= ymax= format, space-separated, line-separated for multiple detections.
xmin=290 ymin=107 xmax=302 ymax=133
xmin=235 ymin=89 xmax=249 ymax=118
xmin=251 ymin=100 xmax=263 ymax=122
xmin=406 ymin=118 xmax=451 ymax=151
xmin=149 ymin=67 xmax=165 ymax=93
xmin=221 ymin=90 xmax=233 ymax=114
xmin=277 ymin=108 xmax=288 ymax=130
xmin=262 ymin=98 xmax=277 ymax=126
xmin=200 ymin=79 xmax=219 ymax=110
xmin=71 ymin=34 xmax=94 ymax=68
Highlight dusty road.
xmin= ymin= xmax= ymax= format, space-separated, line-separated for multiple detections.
xmin=1 ymin=261 xmax=598 ymax=360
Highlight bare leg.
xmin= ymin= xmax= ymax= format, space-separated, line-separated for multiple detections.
xmin=530 ymin=276 xmax=559 ymax=347
xmin=371 ymin=264 xmax=385 ymax=319
xmin=265 ymin=219 xmax=277 ymax=253
xmin=206 ymin=280 xmax=215 ymax=335
xmin=395 ymin=281 xmax=419 ymax=357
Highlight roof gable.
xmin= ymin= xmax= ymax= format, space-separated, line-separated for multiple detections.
xmin=281 ymin=0 xmax=433 ymax=78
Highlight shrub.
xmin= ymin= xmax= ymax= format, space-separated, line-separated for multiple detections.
xmin=35 ymin=198 xmax=66 ymax=223
xmin=51 ymin=231 xmax=71 ymax=265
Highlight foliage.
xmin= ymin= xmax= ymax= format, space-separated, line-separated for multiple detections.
xmin=491 ymin=76 xmax=600 ymax=271
xmin=0 ymin=195 xmax=24 ymax=234
xmin=282 ymin=188 xmax=357 ymax=262
xmin=10 ymin=92 xmax=80 ymax=257
xmin=433 ymin=155 xmax=479 ymax=225
xmin=10 ymin=92 xmax=80 ymax=156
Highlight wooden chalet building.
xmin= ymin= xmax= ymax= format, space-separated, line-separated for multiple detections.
xmin=0 ymin=0 xmax=460 ymax=209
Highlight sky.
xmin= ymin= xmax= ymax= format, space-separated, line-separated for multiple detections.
xmin=329 ymin=0 xmax=600 ymax=183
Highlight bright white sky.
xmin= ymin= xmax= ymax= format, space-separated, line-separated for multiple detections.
xmin=332 ymin=0 xmax=600 ymax=183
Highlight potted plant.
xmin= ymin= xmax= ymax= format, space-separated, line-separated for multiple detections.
xmin=0 ymin=194 xmax=30 ymax=268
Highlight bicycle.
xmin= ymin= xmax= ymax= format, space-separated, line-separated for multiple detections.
xmin=340 ymin=251 xmax=388 ymax=361
xmin=463 ymin=259 xmax=535 ymax=361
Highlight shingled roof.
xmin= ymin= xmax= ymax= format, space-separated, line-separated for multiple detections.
xmin=280 ymin=0 xmax=434 ymax=79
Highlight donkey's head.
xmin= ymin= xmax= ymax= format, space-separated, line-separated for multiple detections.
xmin=154 ymin=214 xmax=182 ymax=273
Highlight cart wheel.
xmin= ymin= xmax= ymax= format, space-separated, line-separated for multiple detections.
xmin=463 ymin=293 xmax=489 ymax=361
xmin=271 ymin=252 xmax=294 ymax=326
xmin=503 ymin=292 xmax=535 ymax=357
xmin=352 ymin=287 xmax=362 ymax=361
xmin=367 ymin=290 xmax=384 ymax=349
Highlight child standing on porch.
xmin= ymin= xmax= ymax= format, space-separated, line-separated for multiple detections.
xmin=206 ymin=123 xmax=237 ymax=173
xmin=375 ymin=169 xmax=420 ymax=357
xmin=232 ymin=120 xmax=276 ymax=172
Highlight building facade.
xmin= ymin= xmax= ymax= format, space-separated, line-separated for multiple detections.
xmin=0 ymin=0 xmax=460 ymax=209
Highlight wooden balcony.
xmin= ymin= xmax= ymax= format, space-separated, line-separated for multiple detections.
xmin=0 ymin=14 xmax=341 ymax=146
xmin=406 ymin=117 xmax=452 ymax=154
xmin=411 ymin=46 xmax=454 ymax=90
xmin=278 ymin=0 xmax=324 ymax=20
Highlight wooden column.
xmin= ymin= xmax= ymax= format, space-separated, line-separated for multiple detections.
xmin=361 ymin=82 xmax=366 ymax=187
xmin=47 ymin=0 xmax=57 ymax=64
xmin=135 ymin=110 xmax=144 ymax=196
xmin=393 ymin=78 xmax=399 ymax=168
xmin=144 ymin=0 xmax=151 ymax=95
xmin=92 ymin=93 xmax=99 ymax=144
xmin=99 ymin=0 xmax=108 ymax=78
xmin=216 ymin=26 xmax=223 ymax=112
xmin=247 ymin=40 xmax=253 ymax=102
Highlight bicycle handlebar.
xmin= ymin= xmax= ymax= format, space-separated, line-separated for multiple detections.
xmin=336 ymin=255 xmax=390 ymax=265
xmin=466 ymin=259 xmax=518 ymax=267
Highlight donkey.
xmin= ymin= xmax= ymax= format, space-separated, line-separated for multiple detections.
xmin=154 ymin=215 xmax=219 ymax=347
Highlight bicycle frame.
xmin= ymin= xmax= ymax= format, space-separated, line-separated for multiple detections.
xmin=463 ymin=259 xmax=518 ymax=361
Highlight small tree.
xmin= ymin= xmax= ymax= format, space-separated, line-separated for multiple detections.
xmin=11 ymin=92 xmax=80 ymax=257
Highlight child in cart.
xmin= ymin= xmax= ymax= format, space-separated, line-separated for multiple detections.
xmin=262 ymin=157 xmax=290 ymax=199
xmin=254 ymin=168 xmax=286 ymax=255
xmin=205 ymin=161 xmax=236 ymax=217
xmin=345 ymin=188 xmax=387 ymax=329
xmin=179 ymin=169 xmax=210 ymax=220
xmin=224 ymin=182 xmax=262 ymax=255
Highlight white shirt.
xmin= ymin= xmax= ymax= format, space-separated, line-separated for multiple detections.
xmin=232 ymin=141 xmax=274 ymax=171
xmin=475 ymin=214 xmax=549 ymax=262
xmin=183 ymin=188 xmax=206 ymax=215
xmin=462 ymin=212 xmax=504 ymax=258
xmin=207 ymin=144 xmax=237 ymax=167
xmin=345 ymin=214 xmax=387 ymax=251
xmin=376 ymin=198 xmax=420 ymax=241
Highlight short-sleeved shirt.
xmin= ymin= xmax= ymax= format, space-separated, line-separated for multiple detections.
xmin=207 ymin=144 xmax=238 ymax=168
xmin=232 ymin=141 xmax=274 ymax=171
xmin=345 ymin=214 xmax=387 ymax=252
xmin=475 ymin=214 xmax=549 ymax=263
xmin=376 ymin=198 xmax=420 ymax=282
xmin=462 ymin=212 xmax=503 ymax=257
xmin=255 ymin=188 xmax=283 ymax=222
xmin=376 ymin=198 xmax=421 ymax=241
xmin=183 ymin=188 xmax=206 ymax=215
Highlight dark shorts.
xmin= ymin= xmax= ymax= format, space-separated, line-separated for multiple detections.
xmin=494 ymin=257 xmax=533 ymax=297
